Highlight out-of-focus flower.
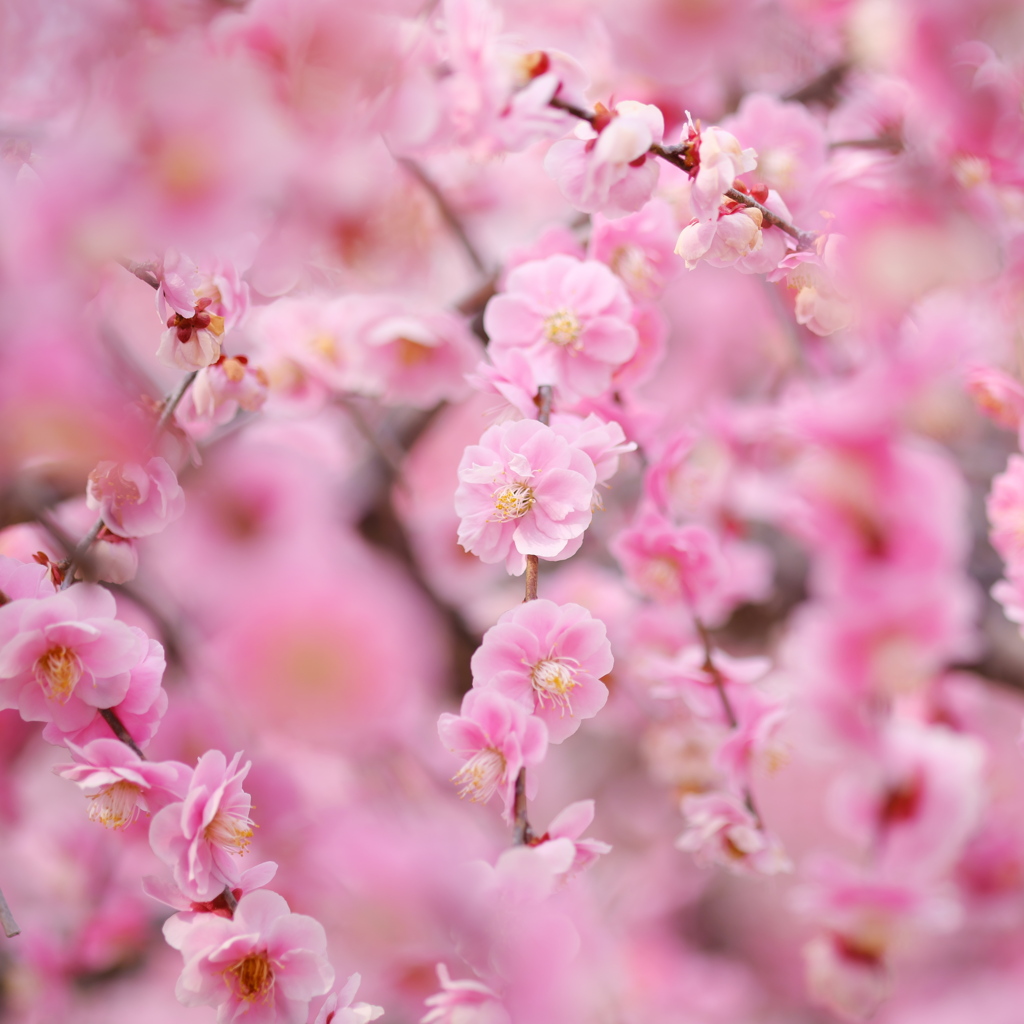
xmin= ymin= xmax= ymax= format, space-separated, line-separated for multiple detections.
xmin=86 ymin=457 xmax=186 ymax=538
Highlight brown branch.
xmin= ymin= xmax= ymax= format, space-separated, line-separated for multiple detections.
xmin=782 ymin=62 xmax=850 ymax=108
xmin=548 ymin=98 xmax=815 ymax=249
xmin=153 ymin=370 xmax=199 ymax=440
xmin=116 ymin=258 xmax=160 ymax=291
xmin=397 ymin=157 xmax=488 ymax=276
xmin=0 ymin=887 xmax=20 ymax=938
xmin=99 ymin=708 xmax=145 ymax=759
xmin=59 ymin=517 xmax=103 ymax=591
xmin=693 ymin=617 xmax=763 ymax=828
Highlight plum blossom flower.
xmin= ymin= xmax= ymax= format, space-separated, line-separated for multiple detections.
xmin=0 ymin=554 xmax=56 ymax=603
xmin=483 ymin=255 xmax=638 ymax=400
xmin=163 ymin=888 xmax=334 ymax=1024
xmin=544 ymin=100 xmax=664 ymax=218
xmin=455 ymin=418 xmax=596 ymax=575
xmin=422 ymin=964 xmax=508 ymax=1024
xmin=0 ymin=585 xmax=147 ymax=731
xmin=988 ymin=454 xmax=1024 ymax=570
xmin=677 ymin=791 xmax=792 ymax=876
xmin=177 ymin=355 xmax=269 ymax=437
xmin=964 ymin=365 xmax=1024 ymax=429
xmin=771 ymin=233 xmax=853 ymax=335
xmin=312 ymin=974 xmax=383 ymax=1024
xmin=684 ymin=124 xmax=758 ymax=223
xmin=437 ymin=689 xmax=548 ymax=821
xmin=56 ymin=737 xmax=190 ymax=830
xmin=529 ymin=800 xmax=611 ymax=876
xmin=86 ymin=457 xmax=186 ymax=538
xmin=470 ymin=599 xmax=611 ymax=742
xmin=149 ymin=749 xmax=257 ymax=901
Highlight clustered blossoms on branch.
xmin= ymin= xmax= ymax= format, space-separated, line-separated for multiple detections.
xmin=3 ymin=0 xmax=1024 ymax=1021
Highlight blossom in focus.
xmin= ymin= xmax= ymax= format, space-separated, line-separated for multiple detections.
xmin=86 ymin=457 xmax=186 ymax=538
xmin=544 ymin=100 xmax=665 ymax=218
xmin=677 ymin=791 xmax=792 ymax=876
xmin=56 ymin=737 xmax=190 ymax=830
xmin=483 ymin=255 xmax=638 ymax=400
xmin=163 ymin=888 xmax=334 ymax=1024
xmin=0 ymin=585 xmax=148 ymax=731
xmin=437 ymin=688 xmax=548 ymax=821
xmin=149 ymin=749 xmax=257 ymax=901
xmin=470 ymin=598 xmax=611 ymax=742
xmin=685 ymin=124 xmax=758 ymax=223
xmin=455 ymin=418 xmax=596 ymax=576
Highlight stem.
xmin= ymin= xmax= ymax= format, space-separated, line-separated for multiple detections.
xmin=512 ymin=770 xmax=534 ymax=846
xmin=116 ymin=258 xmax=160 ymax=291
xmin=59 ymin=517 xmax=103 ymax=591
xmin=100 ymin=708 xmax=146 ymax=759
xmin=222 ymin=886 xmax=239 ymax=914
xmin=0 ymin=887 xmax=20 ymax=938
xmin=397 ymin=157 xmax=488 ymax=276
xmin=153 ymin=370 xmax=198 ymax=441
xmin=693 ymin=616 xmax=763 ymax=827
xmin=548 ymin=97 xmax=815 ymax=249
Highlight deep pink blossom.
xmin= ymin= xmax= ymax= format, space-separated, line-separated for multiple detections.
xmin=483 ymin=255 xmax=638 ymax=400
xmin=470 ymin=599 xmax=611 ymax=742
xmin=0 ymin=585 xmax=147 ymax=731
xmin=86 ymin=457 xmax=186 ymax=538
xmin=149 ymin=750 xmax=257 ymax=901
xmin=163 ymin=888 xmax=334 ymax=1024
xmin=437 ymin=689 xmax=548 ymax=821
xmin=455 ymin=418 xmax=596 ymax=575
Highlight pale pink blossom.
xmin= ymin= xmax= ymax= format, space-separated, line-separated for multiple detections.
xmin=86 ymin=457 xmax=186 ymax=538
xmin=470 ymin=599 xmax=611 ymax=742
xmin=531 ymin=800 xmax=611 ymax=876
xmin=455 ymin=418 xmax=596 ymax=576
xmin=548 ymin=412 xmax=636 ymax=490
xmin=677 ymin=791 xmax=792 ymax=876
xmin=0 ymin=585 xmax=147 ymax=732
xmin=163 ymin=888 xmax=334 ymax=1024
xmin=771 ymin=234 xmax=853 ymax=336
xmin=988 ymin=454 xmax=1024 ymax=570
xmin=544 ymin=100 xmax=664 ymax=218
xmin=588 ymin=200 xmax=681 ymax=300
xmin=965 ymin=365 xmax=1024 ymax=429
xmin=144 ymin=860 xmax=279 ymax=917
xmin=437 ymin=689 xmax=548 ymax=821
xmin=312 ymin=974 xmax=383 ymax=1024
xmin=685 ymin=124 xmax=758 ymax=223
xmin=0 ymin=554 xmax=56 ymax=603
xmin=483 ymin=255 xmax=638 ymax=400
xmin=422 ymin=964 xmax=508 ymax=1024
xmin=56 ymin=737 xmax=190 ymax=830
xmin=149 ymin=749 xmax=257 ymax=901
xmin=157 ymin=295 xmax=227 ymax=369
xmin=178 ymin=355 xmax=269 ymax=437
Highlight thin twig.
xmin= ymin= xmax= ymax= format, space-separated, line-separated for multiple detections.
xmin=693 ymin=617 xmax=763 ymax=827
xmin=153 ymin=370 xmax=198 ymax=441
xmin=0 ymin=887 xmax=20 ymax=938
xmin=116 ymin=258 xmax=160 ymax=291
xmin=222 ymin=887 xmax=239 ymax=914
xmin=397 ymin=157 xmax=488 ymax=276
xmin=99 ymin=708 xmax=145 ymax=758
xmin=782 ymin=62 xmax=850 ymax=107
xmin=548 ymin=97 xmax=816 ymax=249
xmin=59 ymin=517 xmax=103 ymax=591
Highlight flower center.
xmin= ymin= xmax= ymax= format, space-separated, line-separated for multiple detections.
xmin=89 ymin=780 xmax=142 ymax=830
xmin=492 ymin=482 xmax=535 ymax=521
xmin=395 ymin=336 xmax=433 ymax=367
xmin=88 ymin=465 xmax=141 ymax=507
xmin=542 ymin=309 xmax=583 ymax=349
xmin=530 ymin=658 xmax=578 ymax=713
xmin=34 ymin=645 xmax=83 ymax=703
xmin=226 ymin=950 xmax=275 ymax=1002
xmin=452 ymin=747 xmax=506 ymax=803
xmin=204 ymin=808 xmax=255 ymax=854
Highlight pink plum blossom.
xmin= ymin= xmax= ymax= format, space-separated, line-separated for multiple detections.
xmin=548 ymin=412 xmax=636 ymax=490
xmin=965 ymin=365 xmax=1024 ymax=430
xmin=86 ymin=457 xmax=186 ymax=538
xmin=544 ymin=100 xmax=665 ymax=218
xmin=437 ymin=689 xmax=548 ymax=821
xmin=0 ymin=554 xmax=56 ymax=603
xmin=677 ymin=791 xmax=792 ymax=877
xmin=529 ymin=800 xmax=611 ymax=876
xmin=149 ymin=749 xmax=257 ymax=902
xmin=470 ymin=598 xmax=611 ymax=742
xmin=0 ymin=585 xmax=148 ymax=731
xmin=422 ymin=964 xmax=508 ymax=1024
xmin=455 ymin=418 xmax=596 ymax=575
xmin=587 ymin=200 xmax=681 ymax=300
xmin=177 ymin=355 xmax=270 ymax=437
xmin=163 ymin=888 xmax=334 ymax=1024
xmin=684 ymin=124 xmax=758 ymax=224
xmin=483 ymin=255 xmax=638 ymax=400
xmin=312 ymin=974 xmax=383 ymax=1024
xmin=771 ymin=233 xmax=854 ymax=336
xmin=56 ymin=737 xmax=190 ymax=830
xmin=988 ymin=454 xmax=1024 ymax=570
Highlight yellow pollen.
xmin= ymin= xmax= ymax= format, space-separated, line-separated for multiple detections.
xmin=530 ymin=658 xmax=578 ymax=714
xmin=204 ymin=809 xmax=255 ymax=854
xmin=88 ymin=780 xmax=142 ymax=830
xmin=222 ymin=357 xmax=247 ymax=382
xmin=35 ymin=646 xmax=83 ymax=703
xmin=226 ymin=951 xmax=275 ymax=1002
xmin=310 ymin=333 xmax=338 ymax=361
xmin=542 ymin=309 xmax=583 ymax=349
xmin=452 ymin=747 xmax=506 ymax=803
xmin=395 ymin=336 xmax=433 ymax=367
xmin=492 ymin=483 xmax=535 ymax=521
xmin=207 ymin=314 xmax=225 ymax=338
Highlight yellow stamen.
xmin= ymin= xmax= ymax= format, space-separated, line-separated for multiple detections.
xmin=226 ymin=951 xmax=275 ymax=1002
xmin=530 ymin=658 xmax=578 ymax=714
xmin=492 ymin=483 xmax=535 ymax=521
xmin=542 ymin=309 xmax=582 ymax=349
xmin=34 ymin=646 xmax=83 ymax=703
xmin=88 ymin=780 xmax=141 ymax=830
